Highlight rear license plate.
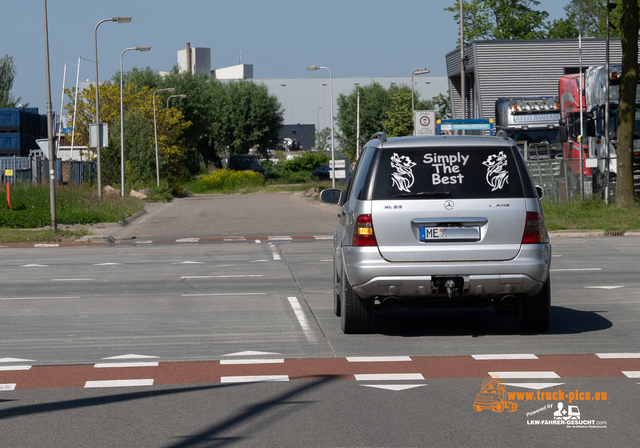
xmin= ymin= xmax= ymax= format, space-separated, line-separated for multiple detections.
xmin=420 ymin=226 xmax=480 ymax=241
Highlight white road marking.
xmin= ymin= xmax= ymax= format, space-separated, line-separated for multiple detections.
xmin=622 ymin=371 xmax=640 ymax=378
xmin=182 ymin=293 xmax=267 ymax=297
xmin=220 ymin=375 xmax=289 ymax=383
xmin=103 ymin=354 xmax=159 ymax=360
xmin=173 ymin=261 xmax=204 ymax=264
xmin=597 ymin=353 xmax=640 ymax=359
xmin=223 ymin=238 xmax=246 ymax=241
xmin=223 ymin=351 xmax=281 ymax=356
xmin=0 ymin=358 xmax=35 ymax=362
xmin=181 ymin=275 xmax=264 ymax=279
xmin=319 ymin=260 xmax=333 ymax=262
xmin=551 ymin=254 xmax=562 ymax=257
xmin=0 ymin=366 xmax=32 ymax=371
xmin=584 ymin=286 xmax=624 ymax=289
xmin=268 ymin=236 xmax=292 ymax=240
xmin=176 ymin=238 xmax=200 ymax=243
xmin=347 ymin=356 xmax=412 ymax=362
xmin=287 ymin=297 xmax=311 ymax=331
xmin=361 ymin=384 xmax=426 ymax=391
xmin=313 ymin=236 xmax=333 ymax=240
xmin=0 ymin=384 xmax=16 ymax=391
xmin=503 ymin=383 xmax=565 ymax=390
xmin=135 ymin=241 xmax=153 ymax=244
xmin=84 ymin=379 xmax=154 ymax=388
xmin=22 ymin=264 xmax=48 ymax=267
xmin=220 ymin=359 xmax=284 ymax=365
xmin=0 ymin=296 xmax=80 ymax=300
xmin=94 ymin=362 xmax=159 ymax=368
xmin=52 ymin=278 xmax=94 ymax=282
xmin=34 ymin=244 xmax=59 ymax=248
xmin=472 ymin=354 xmax=538 ymax=360
xmin=489 ymin=372 xmax=560 ymax=379
xmin=255 ymin=240 xmax=262 ymax=244
xmin=93 ymin=263 xmax=122 ymax=266
xmin=272 ymin=253 xmax=281 ymax=261
xmin=355 ymin=373 xmax=425 ymax=381
xmin=550 ymin=268 xmax=601 ymax=272
xmin=249 ymin=260 xmax=269 ymax=263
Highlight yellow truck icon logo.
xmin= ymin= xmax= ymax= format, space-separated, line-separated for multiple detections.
xmin=473 ymin=379 xmax=518 ymax=413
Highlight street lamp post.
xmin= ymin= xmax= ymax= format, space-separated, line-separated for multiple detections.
xmin=411 ymin=67 xmax=430 ymax=135
xmin=307 ymin=66 xmax=335 ymax=188
xmin=43 ymin=0 xmax=56 ymax=230
xmin=167 ymin=94 xmax=187 ymax=109
xmin=316 ymin=106 xmax=322 ymax=136
xmin=120 ymin=46 xmax=151 ymax=197
xmin=94 ymin=16 xmax=131 ymax=200
xmin=153 ymin=88 xmax=176 ymax=187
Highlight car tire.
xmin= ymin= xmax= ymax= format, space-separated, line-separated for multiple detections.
xmin=341 ymin=269 xmax=374 ymax=334
xmin=517 ymin=277 xmax=551 ymax=332
xmin=333 ymin=257 xmax=341 ymax=317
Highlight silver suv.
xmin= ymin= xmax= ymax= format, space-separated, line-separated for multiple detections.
xmin=321 ymin=133 xmax=551 ymax=334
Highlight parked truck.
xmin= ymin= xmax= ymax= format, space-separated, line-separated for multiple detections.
xmin=583 ymin=65 xmax=640 ymax=197
xmin=495 ymin=96 xmax=562 ymax=159
xmin=558 ymin=73 xmax=593 ymax=193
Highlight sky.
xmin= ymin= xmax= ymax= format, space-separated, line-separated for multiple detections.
xmin=2 ymin=0 xmax=569 ymax=114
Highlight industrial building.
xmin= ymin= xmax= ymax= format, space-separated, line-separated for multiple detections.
xmin=445 ymin=38 xmax=636 ymax=122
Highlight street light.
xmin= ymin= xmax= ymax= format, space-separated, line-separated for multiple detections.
xmin=153 ymin=88 xmax=176 ymax=187
xmin=120 ymin=46 xmax=151 ymax=197
xmin=411 ymin=67 xmax=430 ymax=134
xmin=307 ymin=66 xmax=335 ymax=188
xmin=94 ymin=16 xmax=131 ymax=199
xmin=167 ymin=94 xmax=187 ymax=108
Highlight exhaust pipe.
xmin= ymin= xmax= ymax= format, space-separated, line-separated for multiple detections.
xmin=500 ymin=295 xmax=518 ymax=307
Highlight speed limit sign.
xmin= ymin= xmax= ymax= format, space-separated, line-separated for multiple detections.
xmin=414 ymin=110 xmax=436 ymax=136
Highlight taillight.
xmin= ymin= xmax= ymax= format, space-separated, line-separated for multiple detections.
xmin=352 ymin=214 xmax=377 ymax=246
xmin=522 ymin=212 xmax=544 ymax=244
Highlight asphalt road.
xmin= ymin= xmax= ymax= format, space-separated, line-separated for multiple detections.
xmin=1 ymin=193 xmax=640 ymax=447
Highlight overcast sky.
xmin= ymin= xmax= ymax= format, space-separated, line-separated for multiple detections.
xmin=2 ymin=0 xmax=568 ymax=113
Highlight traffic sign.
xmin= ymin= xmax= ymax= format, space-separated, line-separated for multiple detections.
xmin=414 ymin=110 xmax=436 ymax=136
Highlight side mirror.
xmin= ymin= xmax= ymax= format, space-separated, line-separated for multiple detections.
xmin=535 ymin=185 xmax=545 ymax=200
xmin=558 ymin=126 xmax=568 ymax=142
xmin=320 ymin=188 xmax=342 ymax=205
xmin=586 ymin=120 xmax=596 ymax=137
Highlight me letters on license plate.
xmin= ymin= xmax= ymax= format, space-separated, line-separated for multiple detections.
xmin=420 ymin=226 xmax=479 ymax=241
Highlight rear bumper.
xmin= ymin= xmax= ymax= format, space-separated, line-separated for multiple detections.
xmin=342 ymin=244 xmax=551 ymax=299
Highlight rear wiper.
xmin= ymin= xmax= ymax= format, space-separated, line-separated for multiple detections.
xmin=394 ymin=191 xmax=451 ymax=198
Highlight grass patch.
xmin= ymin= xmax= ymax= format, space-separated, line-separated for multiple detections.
xmin=0 ymin=183 xmax=144 ymax=229
xmin=542 ymin=197 xmax=640 ymax=231
xmin=0 ymin=228 xmax=89 ymax=244
xmin=184 ymin=170 xmax=265 ymax=194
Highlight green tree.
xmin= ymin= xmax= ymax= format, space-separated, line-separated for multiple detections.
xmin=382 ymin=90 xmax=413 ymax=137
xmin=545 ymin=0 xmax=625 ymax=38
xmin=616 ymin=0 xmax=639 ymax=208
xmin=0 ymin=54 xmax=23 ymax=107
xmin=446 ymin=0 xmax=549 ymax=41
xmin=336 ymin=82 xmax=394 ymax=161
xmin=313 ymin=127 xmax=331 ymax=151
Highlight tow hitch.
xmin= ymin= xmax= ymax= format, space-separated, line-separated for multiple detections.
xmin=432 ymin=276 xmax=466 ymax=297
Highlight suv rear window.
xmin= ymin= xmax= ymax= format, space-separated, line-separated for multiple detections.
xmin=373 ymin=146 xmax=524 ymax=200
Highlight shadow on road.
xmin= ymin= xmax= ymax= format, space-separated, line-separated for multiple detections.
xmin=375 ymin=306 xmax=611 ymax=337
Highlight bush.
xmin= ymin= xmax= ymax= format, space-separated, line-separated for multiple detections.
xmin=185 ymin=169 xmax=264 ymax=193
xmin=265 ymin=151 xmax=329 ymax=183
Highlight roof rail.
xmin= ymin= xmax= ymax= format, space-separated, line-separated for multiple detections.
xmin=370 ymin=132 xmax=387 ymax=142
xmin=496 ymin=130 xmax=509 ymax=140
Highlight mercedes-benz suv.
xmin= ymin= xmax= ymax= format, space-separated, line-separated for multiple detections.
xmin=320 ymin=133 xmax=551 ymax=334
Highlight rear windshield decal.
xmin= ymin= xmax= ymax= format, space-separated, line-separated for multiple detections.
xmin=390 ymin=153 xmax=416 ymax=192
xmin=482 ymin=151 xmax=509 ymax=191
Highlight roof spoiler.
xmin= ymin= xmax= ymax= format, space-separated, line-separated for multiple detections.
xmin=370 ymin=132 xmax=387 ymax=142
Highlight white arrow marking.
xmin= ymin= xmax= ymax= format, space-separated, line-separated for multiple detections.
xmin=596 ymin=353 xmax=640 ymax=359
xmin=85 ymin=379 xmax=154 ymax=388
xmin=220 ymin=359 xmax=284 ymax=365
xmin=622 ymin=371 xmax=640 ymax=378
xmin=347 ymin=356 xmax=412 ymax=362
xmin=102 ymin=354 xmax=159 ymax=360
xmin=489 ymin=372 xmax=560 ymax=379
xmin=223 ymin=351 xmax=281 ymax=357
xmin=0 ymin=366 xmax=32 ymax=371
xmin=361 ymin=384 xmax=427 ymax=391
xmin=0 ymin=358 xmax=35 ymax=362
xmin=503 ymin=383 xmax=565 ymax=390
xmin=355 ymin=373 xmax=425 ymax=381
xmin=473 ymin=354 xmax=538 ymax=360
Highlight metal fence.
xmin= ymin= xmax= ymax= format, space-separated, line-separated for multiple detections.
xmin=1 ymin=156 xmax=95 ymax=186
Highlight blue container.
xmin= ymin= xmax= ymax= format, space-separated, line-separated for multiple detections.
xmin=0 ymin=133 xmax=21 ymax=150
xmin=0 ymin=108 xmax=21 ymax=129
